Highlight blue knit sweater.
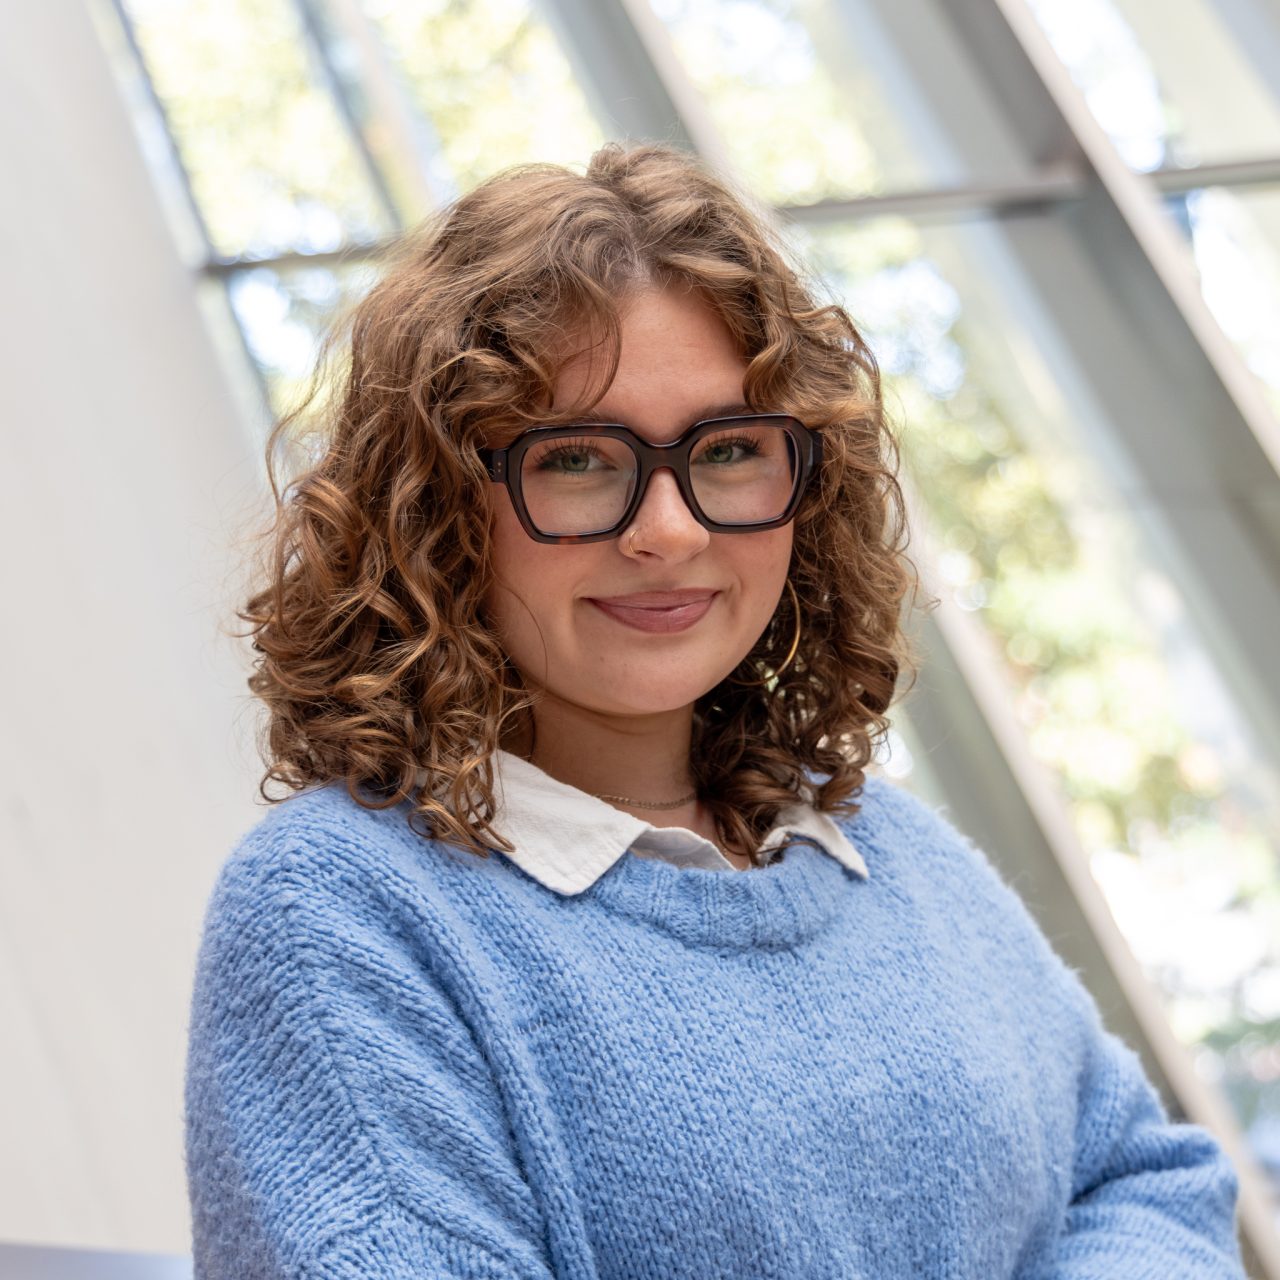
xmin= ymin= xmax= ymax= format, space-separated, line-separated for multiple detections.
xmin=184 ymin=773 xmax=1245 ymax=1278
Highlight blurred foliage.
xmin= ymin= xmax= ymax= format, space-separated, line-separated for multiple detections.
xmin=1026 ymin=0 xmax=1280 ymax=420
xmin=802 ymin=214 xmax=1280 ymax=1168
xmin=364 ymin=0 xmax=603 ymax=192
xmin=123 ymin=0 xmax=392 ymax=258
xmin=226 ymin=258 xmax=373 ymax=417
xmin=1181 ymin=186 xmax=1280 ymax=420
xmin=1203 ymin=1013 xmax=1280 ymax=1177
xmin=650 ymin=0 xmax=882 ymax=203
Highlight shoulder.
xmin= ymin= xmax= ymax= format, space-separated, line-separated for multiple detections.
xmin=832 ymin=772 xmax=1057 ymax=962
xmin=221 ymin=779 xmax=508 ymax=886
xmin=186 ymin=789 xmax=552 ymax=1274
xmin=200 ymin=783 xmax=505 ymax=971
xmin=206 ymin=783 xmax=391 ymax=920
xmin=189 ymin=786 xmax=519 ymax=1097
xmin=830 ymin=770 xmax=968 ymax=858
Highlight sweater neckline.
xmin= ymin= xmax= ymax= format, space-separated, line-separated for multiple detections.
xmin=581 ymin=833 xmax=861 ymax=949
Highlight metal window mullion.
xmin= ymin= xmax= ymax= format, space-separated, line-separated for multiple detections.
xmin=197 ymin=269 xmax=276 ymax=445
xmin=1150 ymin=154 xmax=1280 ymax=194
xmin=309 ymin=0 xmax=454 ymax=215
xmin=104 ymin=0 xmax=277 ymax=449
xmin=830 ymin=0 xmax=1280 ymax=824
xmin=290 ymin=0 xmax=404 ymax=233
xmin=991 ymin=0 xmax=1280 ymax=479
xmin=104 ymin=0 xmax=219 ymax=267
xmin=778 ymin=165 xmax=1087 ymax=224
xmin=533 ymin=0 xmax=727 ymax=170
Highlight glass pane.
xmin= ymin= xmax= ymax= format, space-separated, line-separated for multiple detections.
xmin=1027 ymin=0 xmax=1280 ymax=169
xmin=362 ymin=0 xmax=605 ymax=191
xmin=644 ymin=0 xmax=1027 ymax=204
xmin=1167 ymin=184 xmax=1280 ymax=418
xmin=226 ymin=258 xmax=380 ymax=416
xmin=793 ymin=212 xmax=1280 ymax=1196
xmin=123 ymin=0 xmax=394 ymax=258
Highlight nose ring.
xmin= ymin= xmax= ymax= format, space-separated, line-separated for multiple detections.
xmin=628 ymin=529 xmax=639 ymax=555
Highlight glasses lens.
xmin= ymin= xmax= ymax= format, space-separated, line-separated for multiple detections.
xmin=520 ymin=433 xmax=638 ymax=535
xmin=516 ymin=420 xmax=803 ymax=536
xmin=689 ymin=420 xmax=799 ymax=525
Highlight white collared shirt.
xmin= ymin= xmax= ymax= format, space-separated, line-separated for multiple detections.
xmin=472 ymin=749 xmax=869 ymax=896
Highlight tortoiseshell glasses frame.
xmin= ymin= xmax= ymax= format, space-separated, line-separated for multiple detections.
xmin=476 ymin=413 xmax=823 ymax=545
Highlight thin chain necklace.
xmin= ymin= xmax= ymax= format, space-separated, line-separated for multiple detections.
xmin=523 ymin=748 xmax=697 ymax=810
xmin=520 ymin=746 xmax=734 ymax=854
xmin=594 ymin=787 xmax=742 ymax=863
xmin=591 ymin=785 xmax=744 ymax=863
xmin=592 ymin=788 xmax=697 ymax=810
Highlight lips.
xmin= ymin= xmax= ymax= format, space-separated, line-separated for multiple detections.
xmin=592 ymin=589 xmax=717 ymax=608
xmin=585 ymin=589 xmax=719 ymax=634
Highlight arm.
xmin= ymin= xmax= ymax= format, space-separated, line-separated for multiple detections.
xmin=183 ymin=827 xmax=557 ymax=1279
xmin=924 ymin=807 xmax=1247 ymax=1278
xmin=1040 ymin=977 xmax=1245 ymax=1278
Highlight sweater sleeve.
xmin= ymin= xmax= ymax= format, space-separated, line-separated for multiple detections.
xmin=1042 ymin=983 xmax=1246 ymax=1279
xmin=183 ymin=826 xmax=557 ymax=1280
xmin=916 ymin=801 xmax=1247 ymax=1279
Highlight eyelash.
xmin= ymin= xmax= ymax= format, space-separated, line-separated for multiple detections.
xmin=531 ymin=432 xmax=764 ymax=469
xmin=699 ymin=433 xmax=763 ymax=460
xmin=532 ymin=438 xmax=609 ymax=469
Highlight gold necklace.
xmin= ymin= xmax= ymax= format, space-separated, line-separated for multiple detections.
xmin=593 ymin=788 xmax=697 ymax=810
xmin=523 ymin=746 xmax=696 ymax=811
xmin=594 ymin=789 xmax=743 ymax=864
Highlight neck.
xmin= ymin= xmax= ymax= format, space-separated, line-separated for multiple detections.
xmin=500 ymin=694 xmax=742 ymax=861
xmin=501 ymin=694 xmax=697 ymax=811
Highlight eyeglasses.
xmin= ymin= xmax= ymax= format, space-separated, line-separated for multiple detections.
xmin=477 ymin=413 xmax=822 ymax=544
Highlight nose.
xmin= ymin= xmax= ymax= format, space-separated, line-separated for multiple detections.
xmin=625 ymin=466 xmax=710 ymax=559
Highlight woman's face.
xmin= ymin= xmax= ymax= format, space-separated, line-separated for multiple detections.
xmin=485 ymin=284 xmax=794 ymax=719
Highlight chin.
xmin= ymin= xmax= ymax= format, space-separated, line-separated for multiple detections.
xmin=571 ymin=667 xmax=724 ymax=717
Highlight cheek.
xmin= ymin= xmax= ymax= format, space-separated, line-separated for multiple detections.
xmin=488 ymin=489 xmax=533 ymax=582
xmin=486 ymin=491 xmax=584 ymax=680
xmin=730 ymin=527 xmax=794 ymax=621
xmin=487 ymin=492 xmax=542 ymax=632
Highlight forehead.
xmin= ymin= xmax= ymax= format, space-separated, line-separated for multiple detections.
xmin=550 ymin=286 xmax=749 ymax=441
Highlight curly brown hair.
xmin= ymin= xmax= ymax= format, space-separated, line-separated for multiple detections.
xmin=234 ymin=141 xmax=925 ymax=866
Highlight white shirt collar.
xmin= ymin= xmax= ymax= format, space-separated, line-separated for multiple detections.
xmin=469 ymin=749 xmax=869 ymax=896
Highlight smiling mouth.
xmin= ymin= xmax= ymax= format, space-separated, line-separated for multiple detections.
xmin=585 ymin=591 xmax=719 ymax=634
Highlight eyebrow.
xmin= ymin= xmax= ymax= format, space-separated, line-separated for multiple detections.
xmin=564 ymin=400 xmax=754 ymax=428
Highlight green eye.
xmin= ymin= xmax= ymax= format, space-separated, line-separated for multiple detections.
xmin=696 ymin=434 xmax=762 ymax=465
xmin=533 ymin=443 xmax=609 ymax=473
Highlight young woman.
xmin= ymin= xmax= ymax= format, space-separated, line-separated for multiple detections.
xmin=184 ymin=142 xmax=1245 ymax=1278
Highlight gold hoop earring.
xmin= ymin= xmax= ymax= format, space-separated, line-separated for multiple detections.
xmin=730 ymin=578 xmax=801 ymax=687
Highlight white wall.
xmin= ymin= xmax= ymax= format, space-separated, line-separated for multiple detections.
xmin=0 ymin=3 xmax=268 ymax=1254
